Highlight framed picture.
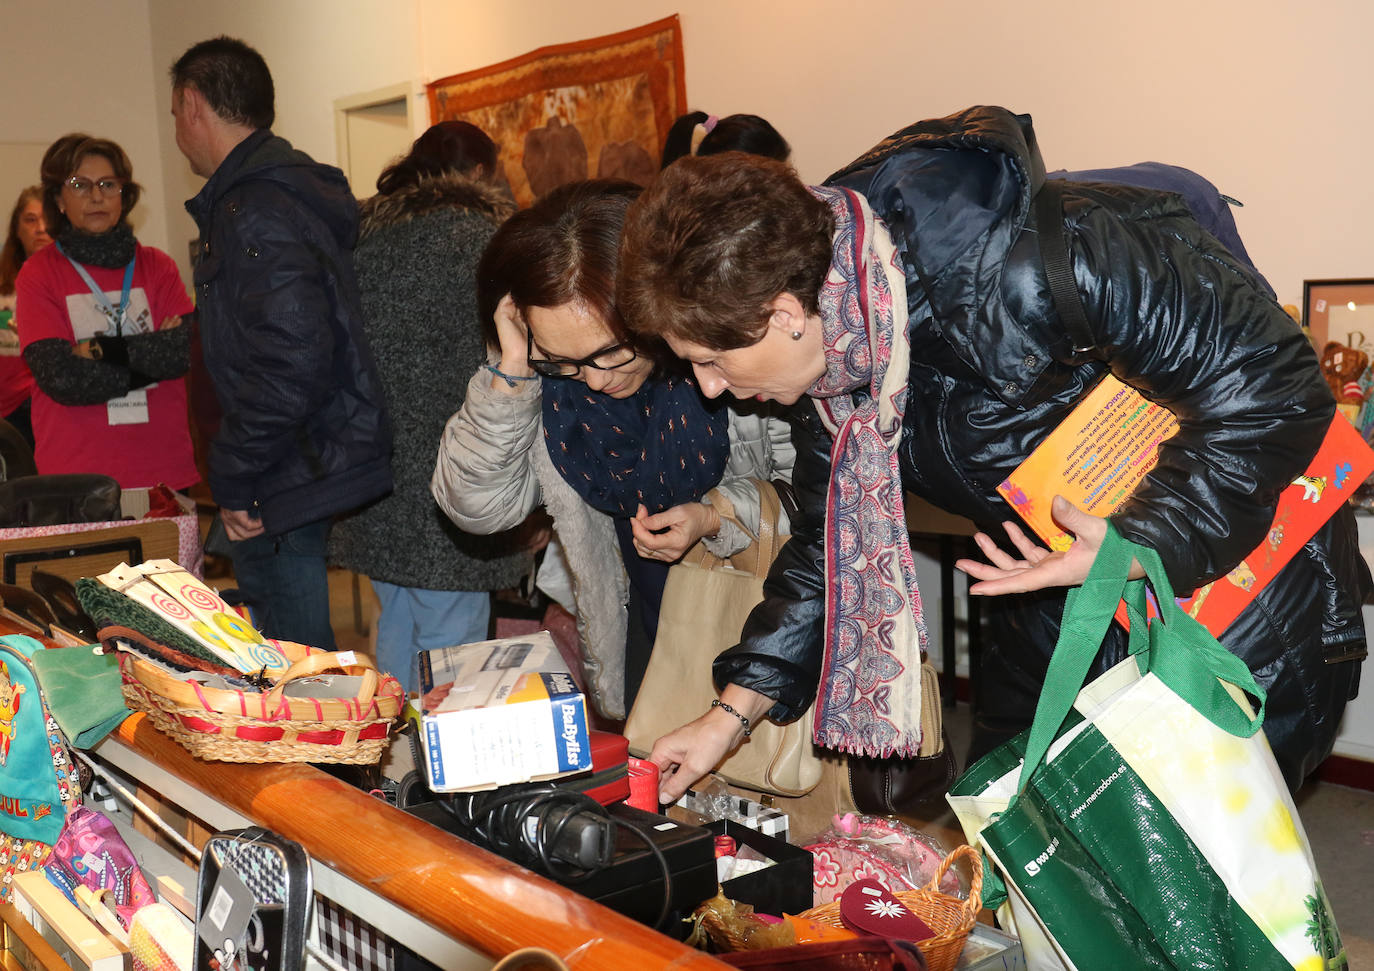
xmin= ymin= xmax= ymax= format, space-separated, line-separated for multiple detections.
xmin=1303 ymin=278 xmax=1374 ymax=353
xmin=426 ymin=16 xmax=687 ymax=207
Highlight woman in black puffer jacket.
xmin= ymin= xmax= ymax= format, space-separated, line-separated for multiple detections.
xmin=616 ymin=106 xmax=1370 ymax=800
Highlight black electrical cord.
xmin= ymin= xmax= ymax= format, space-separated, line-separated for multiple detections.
xmin=438 ymin=786 xmax=675 ymax=930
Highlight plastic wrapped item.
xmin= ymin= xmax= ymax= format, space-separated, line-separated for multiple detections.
xmin=687 ymin=890 xmax=797 ymax=952
xmin=673 ymin=773 xmax=790 ymax=840
xmin=804 ymin=813 xmax=962 ymax=907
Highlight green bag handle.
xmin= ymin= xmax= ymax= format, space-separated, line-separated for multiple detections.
xmin=1015 ymin=524 xmax=1266 ymax=795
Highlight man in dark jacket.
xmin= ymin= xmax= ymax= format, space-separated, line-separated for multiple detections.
xmin=170 ymin=37 xmax=392 ymax=649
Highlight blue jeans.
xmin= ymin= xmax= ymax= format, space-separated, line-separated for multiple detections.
xmin=227 ymin=518 xmax=337 ymax=651
xmin=371 ymin=581 xmax=491 ymax=694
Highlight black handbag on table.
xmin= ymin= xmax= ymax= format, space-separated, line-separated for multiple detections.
xmin=0 ymin=474 xmax=121 ymax=528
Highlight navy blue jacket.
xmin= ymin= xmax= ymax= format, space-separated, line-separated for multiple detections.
xmin=715 ymin=106 xmax=1368 ymax=789
xmin=186 ymin=131 xmax=392 ymax=535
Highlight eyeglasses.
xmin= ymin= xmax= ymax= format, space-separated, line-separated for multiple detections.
xmin=64 ymin=177 xmax=123 ymax=198
xmin=526 ymin=326 xmax=639 ymax=378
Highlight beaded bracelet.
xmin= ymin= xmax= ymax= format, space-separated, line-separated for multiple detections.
xmin=711 ymin=699 xmax=752 ymax=737
xmin=484 ymin=363 xmax=538 ymax=388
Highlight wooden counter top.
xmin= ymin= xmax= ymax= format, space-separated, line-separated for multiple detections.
xmin=105 ymin=714 xmax=725 ymax=967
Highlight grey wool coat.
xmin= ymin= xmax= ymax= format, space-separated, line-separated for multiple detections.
xmin=329 ymin=172 xmax=533 ymax=592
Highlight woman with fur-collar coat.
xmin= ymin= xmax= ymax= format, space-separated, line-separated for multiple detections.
xmin=329 ymin=123 xmax=534 ymax=691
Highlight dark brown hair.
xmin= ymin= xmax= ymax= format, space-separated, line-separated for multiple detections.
xmin=660 ymin=112 xmax=791 ymax=169
xmin=39 ymin=134 xmax=143 ymax=236
xmin=376 ymin=121 xmax=497 ymax=196
xmin=170 ymin=36 xmax=274 ymax=130
xmin=618 ymin=153 xmax=834 ymax=350
xmin=476 ymin=179 xmax=641 ymax=350
xmin=0 ymin=186 xmax=43 ymax=295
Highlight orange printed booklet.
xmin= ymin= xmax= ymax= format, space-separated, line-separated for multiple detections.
xmin=997 ymin=374 xmax=1374 ymax=635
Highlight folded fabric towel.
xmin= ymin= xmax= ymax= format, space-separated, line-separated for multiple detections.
xmin=29 ymin=643 xmax=128 ymax=748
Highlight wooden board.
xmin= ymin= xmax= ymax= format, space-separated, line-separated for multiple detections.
xmin=0 ymin=520 xmax=179 ymax=588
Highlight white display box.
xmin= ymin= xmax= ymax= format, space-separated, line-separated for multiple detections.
xmin=413 ymin=631 xmax=591 ymax=793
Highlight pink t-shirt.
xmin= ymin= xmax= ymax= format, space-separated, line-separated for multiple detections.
xmin=15 ymin=242 xmax=198 ymax=490
xmin=0 ymin=293 xmax=35 ymax=418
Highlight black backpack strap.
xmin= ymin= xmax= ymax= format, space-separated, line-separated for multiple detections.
xmin=1034 ymin=180 xmax=1097 ymax=354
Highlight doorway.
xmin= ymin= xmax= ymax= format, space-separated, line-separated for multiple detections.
xmin=334 ymin=83 xmax=419 ymax=197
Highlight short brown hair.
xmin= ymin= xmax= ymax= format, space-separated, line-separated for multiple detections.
xmin=476 ymin=179 xmax=640 ymax=351
xmin=618 ymin=153 xmax=834 ymax=351
xmin=40 ymin=134 xmax=143 ymax=236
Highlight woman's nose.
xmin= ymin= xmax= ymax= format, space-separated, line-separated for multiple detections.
xmin=693 ymin=365 xmax=726 ymax=398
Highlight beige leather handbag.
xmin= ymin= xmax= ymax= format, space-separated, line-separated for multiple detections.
xmin=625 ymin=480 xmax=824 ymax=795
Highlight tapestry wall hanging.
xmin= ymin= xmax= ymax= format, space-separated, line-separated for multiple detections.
xmin=427 ymin=15 xmax=688 ymax=207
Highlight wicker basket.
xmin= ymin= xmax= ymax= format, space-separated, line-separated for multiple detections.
xmin=797 ymin=843 xmax=983 ymax=971
xmin=110 ymin=627 xmax=404 ymax=764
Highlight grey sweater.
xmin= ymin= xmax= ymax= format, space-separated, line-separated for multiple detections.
xmin=329 ymin=172 xmax=533 ymax=591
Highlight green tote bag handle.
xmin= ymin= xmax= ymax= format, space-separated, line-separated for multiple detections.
xmin=1016 ymin=523 xmax=1267 ymax=795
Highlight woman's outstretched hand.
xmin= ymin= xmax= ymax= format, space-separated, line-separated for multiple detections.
xmin=649 ymin=685 xmax=772 ymax=804
xmin=955 ymin=495 xmax=1140 ymax=594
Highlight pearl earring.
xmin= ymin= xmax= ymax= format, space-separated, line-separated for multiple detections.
xmin=791 ymin=331 xmax=802 ymax=341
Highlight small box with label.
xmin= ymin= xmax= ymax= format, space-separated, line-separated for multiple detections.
xmin=412 ymin=631 xmax=591 ymax=792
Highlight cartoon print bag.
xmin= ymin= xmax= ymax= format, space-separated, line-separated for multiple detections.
xmin=0 ymin=634 xmax=82 ymax=898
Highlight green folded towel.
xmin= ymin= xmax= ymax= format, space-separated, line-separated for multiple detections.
xmin=29 ymin=644 xmax=128 ymax=749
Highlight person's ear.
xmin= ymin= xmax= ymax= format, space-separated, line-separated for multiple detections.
xmin=766 ymin=293 xmax=808 ymax=339
xmin=178 ymin=85 xmax=205 ymax=123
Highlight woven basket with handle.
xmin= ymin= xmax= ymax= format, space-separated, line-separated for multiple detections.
xmin=107 ymin=626 xmax=403 ymax=764
xmin=796 ymin=843 xmax=983 ymax=971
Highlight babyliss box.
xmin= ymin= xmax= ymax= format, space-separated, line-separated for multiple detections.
xmin=413 ymin=631 xmax=591 ymax=792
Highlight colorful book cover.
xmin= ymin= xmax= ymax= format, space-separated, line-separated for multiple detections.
xmin=997 ymin=374 xmax=1374 ymax=635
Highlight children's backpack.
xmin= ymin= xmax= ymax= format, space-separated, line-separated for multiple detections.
xmin=0 ymin=634 xmax=82 ymax=899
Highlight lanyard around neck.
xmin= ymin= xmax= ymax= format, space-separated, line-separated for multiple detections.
xmin=56 ymin=242 xmax=135 ymax=337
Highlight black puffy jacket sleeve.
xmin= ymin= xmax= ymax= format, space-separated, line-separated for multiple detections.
xmin=1058 ymin=186 xmax=1335 ymax=593
xmin=712 ymin=398 xmax=832 ymax=723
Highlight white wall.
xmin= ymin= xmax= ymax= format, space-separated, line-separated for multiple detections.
xmin=0 ymin=0 xmax=173 ymax=255
xmin=7 ymin=0 xmax=1369 ymax=306
xmin=414 ymin=0 xmax=1374 ymax=309
xmin=144 ymin=0 xmax=422 ymax=279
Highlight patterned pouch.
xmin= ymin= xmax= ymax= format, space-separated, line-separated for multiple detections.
xmin=46 ymin=804 xmax=157 ymax=928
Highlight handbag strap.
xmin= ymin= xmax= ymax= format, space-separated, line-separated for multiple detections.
xmin=1016 ymin=525 xmax=1266 ymax=794
xmin=1034 ymin=179 xmax=1096 ymax=354
xmin=691 ymin=478 xmax=785 ymax=576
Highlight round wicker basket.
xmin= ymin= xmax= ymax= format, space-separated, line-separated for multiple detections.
xmin=112 ymin=631 xmax=403 ymax=764
xmin=797 ymin=843 xmax=983 ymax=971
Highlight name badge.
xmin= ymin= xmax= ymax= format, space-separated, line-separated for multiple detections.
xmin=107 ymin=387 xmax=151 ymax=425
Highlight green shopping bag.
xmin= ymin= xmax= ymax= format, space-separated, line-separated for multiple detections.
xmin=947 ymin=525 xmax=1346 ymax=970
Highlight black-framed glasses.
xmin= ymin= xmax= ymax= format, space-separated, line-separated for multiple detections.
xmin=526 ymin=326 xmax=639 ymax=378
xmin=65 ymin=177 xmax=123 ymax=198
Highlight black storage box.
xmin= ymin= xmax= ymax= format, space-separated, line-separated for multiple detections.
xmin=405 ymin=800 xmax=717 ymax=932
xmin=709 ymin=819 xmax=814 ymax=917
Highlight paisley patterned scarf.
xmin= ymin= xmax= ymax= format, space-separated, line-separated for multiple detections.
xmin=541 ymin=371 xmax=730 ymax=517
xmin=806 ymin=185 xmax=927 ymax=758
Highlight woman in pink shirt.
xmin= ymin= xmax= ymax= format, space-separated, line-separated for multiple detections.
xmin=15 ymin=135 xmax=197 ymax=491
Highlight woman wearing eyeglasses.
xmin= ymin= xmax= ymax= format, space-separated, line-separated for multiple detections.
xmin=15 ymin=134 xmax=196 ymax=490
xmin=431 ymin=180 xmax=794 ymax=719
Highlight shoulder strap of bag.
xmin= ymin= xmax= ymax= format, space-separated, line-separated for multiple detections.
xmin=697 ymin=478 xmax=784 ymax=576
xmin=1016 ymin=527 xmax=1267 ymax=795
xmin=1034 ymin=180 xmax=1096 ymax=354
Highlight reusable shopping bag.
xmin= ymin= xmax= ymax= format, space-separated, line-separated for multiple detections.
xmin=946 ymin=525 xmax=1346 ymax=970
